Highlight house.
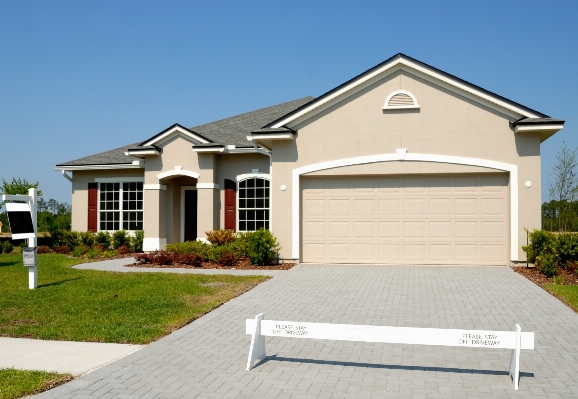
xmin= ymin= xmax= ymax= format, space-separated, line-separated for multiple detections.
xmin=55 ymin=53 xmax=564 ymax=265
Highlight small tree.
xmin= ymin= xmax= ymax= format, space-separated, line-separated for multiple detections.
xmin=0 ymin=178 xmax=42 ymax=207
xmin=550 ymin=143 xmax=578 ymax=231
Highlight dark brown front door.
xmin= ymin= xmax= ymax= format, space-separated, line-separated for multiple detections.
xmin=184 ymin=190 xmax=197 ymax=241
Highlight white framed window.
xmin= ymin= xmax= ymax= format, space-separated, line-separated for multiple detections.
xmin=238 ymin=177 xmax=270 ymax=231
xmin=99 ymin=182 xmax=143 ymax=231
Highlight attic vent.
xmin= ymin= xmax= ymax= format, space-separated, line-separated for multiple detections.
xmin=383 ymin=90 xmax=420 ymax=110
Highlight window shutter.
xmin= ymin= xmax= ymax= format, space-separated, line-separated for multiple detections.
xmin=88 ymin=183 xmax=98 ymax=232
xmin=224 ymin=179 xmax=236 ymax=231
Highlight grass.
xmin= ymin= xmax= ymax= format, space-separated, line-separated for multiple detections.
xmin=543 ymin=283 xmax=578 ymax=313
xmin=0 ymin=254 xmax=269 ymax=344
xmin=0 ymin=368 xmax=71 ymax=399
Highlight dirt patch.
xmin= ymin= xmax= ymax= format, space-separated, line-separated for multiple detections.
xmin=514 ymin=266 xmax=578 ymax=286
xmin=126 ymin=257 xmax=296 ymax=270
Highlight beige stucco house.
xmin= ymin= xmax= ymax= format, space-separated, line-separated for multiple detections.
xmin=56 ymin=54 xmax=564 ymax=265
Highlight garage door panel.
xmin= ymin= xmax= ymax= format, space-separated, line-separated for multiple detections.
xmin=353 ymin=199 xmax=375 ymax=215
xmin=329 ymin=199 xmax=350 ymax=215
xmin=329 ymin=221 xmax=350 ymax=238
xmin=302 ymin=175 xmax=508 ymax=265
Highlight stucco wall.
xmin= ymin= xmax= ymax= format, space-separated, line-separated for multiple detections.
xmin=271 ymin=70 xmax=541 ymax=262
xmin=70 ymin=169 xmax=144 ymax=232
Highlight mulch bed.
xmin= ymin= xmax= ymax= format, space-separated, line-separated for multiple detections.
xmin=513 ymin=266 xmax=578 ymax=286
xmin=126 ymin=257 xmax=296 ymax=270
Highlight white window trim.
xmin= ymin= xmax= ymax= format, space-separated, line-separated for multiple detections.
xmin=236 ymin=175 xmax=271 ymax=233
xmin=291 ymin=152 xmax=519 ymax=261
xmin=97 ymin=181 xmax=144 ymax=233
xmin=180 ymin=186 xmax=196 ymax=242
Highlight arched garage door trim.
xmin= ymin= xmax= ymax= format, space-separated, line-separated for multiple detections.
xmin=291 ymin=151 xmax=519 ymax=261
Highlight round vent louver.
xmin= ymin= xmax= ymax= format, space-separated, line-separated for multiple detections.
xmin=383 ymin=90 xmax=420 ymax=110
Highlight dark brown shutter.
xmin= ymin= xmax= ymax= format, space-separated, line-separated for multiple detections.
xmin=224 ymin=179 xmax=236 ymax=231
xmin=88 ymin=183 xmax=98 ymax=232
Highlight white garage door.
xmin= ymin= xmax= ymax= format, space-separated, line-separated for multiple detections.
xmin=301 ymin=174 xmax=509 ymax=265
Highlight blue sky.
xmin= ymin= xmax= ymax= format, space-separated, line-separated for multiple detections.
xmin=0 ymin=0 xmax=576 ymax=205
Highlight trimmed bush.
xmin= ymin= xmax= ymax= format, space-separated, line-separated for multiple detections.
xmin=179 ymin=253 xmax=202 ymax=267
xmin=245 ymin=228 xmax=279 ymax=266
xmin=131 ymin=230 xmax=144 ymax=252
xmin=536 ymin=253 xmax=558 ymax=277
xmin=37 ymin=245 xmax=53 ymax=254
xmin=3 ymin=241 xmax=13 ymax=254
xmin=205 ymin=229 xmax=236 ymax=246
xmin=78 ymin=231 xmax=95 ymax=247
xmin=112 ymin=230 xmax=129 ymax=249
xmin=218 ymin=251 xmax=238 ymax=266
xmin=72 ymin=244 xmax=89 ymax=258
xmin=554 ymin=233 xmax=578 ymax=268
xmin=523 ymin=229 xmax=555 ymax=263
xmin=117 ymin=245 xmax=130 ymax=255
xmin=166 ymin=241 xmax=215 ymax=261
xmin=94 ymin=231 xmax=111 ymax=249
xmin=54 ymin=245 xmax=70 ymax=254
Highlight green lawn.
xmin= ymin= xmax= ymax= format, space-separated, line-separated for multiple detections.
xmin=543 ymin=283 xmax=578 ymax=313
xmin=0 ymin=368 xmax=71 ymax=399
xmin=0 ymin=254 xmax=268 ymax=344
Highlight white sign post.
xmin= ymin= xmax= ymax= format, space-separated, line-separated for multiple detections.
xmin=246 ymin=314 xmax=534 ymax=390
xmin=2 ymin=188 xmax=38 ymax=289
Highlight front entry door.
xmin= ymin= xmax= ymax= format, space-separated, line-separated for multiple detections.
xmin=184 ymin=190 xmax=197 ymax=241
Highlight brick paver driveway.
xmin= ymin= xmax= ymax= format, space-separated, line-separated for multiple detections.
xmin=36 ymin=264 xmax=578 ymax=398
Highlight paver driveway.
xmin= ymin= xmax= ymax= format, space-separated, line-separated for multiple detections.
xmin=35 ymin=264 xmax=578 ymax=398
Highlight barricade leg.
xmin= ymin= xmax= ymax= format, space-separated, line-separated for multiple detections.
xmin=246 ymin=313 xmax=266 ymax=370
xmin=508 ymin=324 xmax=521 ymax=390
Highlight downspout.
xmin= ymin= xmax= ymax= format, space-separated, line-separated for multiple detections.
xmin=61 ymin=170 xmax=73 ymax=182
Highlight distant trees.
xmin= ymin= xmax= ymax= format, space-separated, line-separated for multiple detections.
xmin=543 ymin=143 xmax=578 ymax=232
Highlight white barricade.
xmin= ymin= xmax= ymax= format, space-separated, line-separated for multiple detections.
xmin=245 ymin=314 xmax=534 ymax=390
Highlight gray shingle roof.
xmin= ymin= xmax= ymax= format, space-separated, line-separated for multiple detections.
xmin=56 ymin=142 xmax=141 ymax=166
xmin=191 ymin=97 xmax=314 ymax=147
xmin=56 ymin=97 xmax=314 ymax=167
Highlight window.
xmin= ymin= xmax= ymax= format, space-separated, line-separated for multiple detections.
xmin=99 ymin=182 xmax=143 ymax=231
xmin=238 ymin=178 xmax=269 ymax=231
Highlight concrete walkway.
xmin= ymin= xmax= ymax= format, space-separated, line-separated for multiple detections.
xmin=33 ymin=264 xmax=578 ymax=398
xmin=74 ymin=258 xmax=285 ymax=276
xmin=0 ymin=337 xmax=143 ymax=376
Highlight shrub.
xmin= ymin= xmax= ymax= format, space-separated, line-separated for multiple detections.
xmin=72 ymin=244 xmax=90 ymax=258
xmin=86 ymin=247 xmax=102 ymax=259
xmin=117 ymin=245 xmax=130 ymax=255
xmin=0 ymin=244 xmax=3 ymax=255
xmin=54 ymin=245 xmax=71 ymax=254
xmin=94 ymin=231 xmax=111 ymax=249
xmin=522 ymin=229 xmax=555 ymax=263
xmin=131 ymin=230 xmax=144 ymax=252
xmin=78 ymin=231 xmax=95 ymax=247
xmin=553 ymin=275 xmax=565 ymax=285
xmin=218 ymin=251 xmax=238 ymax=266
xmin=152 ymin=250 xmax=174 ymax=265
xmin=3 ymin=241 xmax=13 ymax=254
xmin=112 ymin=230 xmax=130 ymax=249
xmin=567 ymin=261 xmax=578 ymax=275
xmin=179 ymin=253 xmax=203 ymax=267
xmin=101 ymin=249 xmax=117 ymax=258
xmin=536 ymin=253 xmax=558 ymax=277
xmin=554 ymin=233 xmax=578 ymax=268
xmin=134 ymin=252 xmax=151 ymax=264
xmin=245 ymin=228 xmax=280 ymax=266
xmin=205 ymin=229 xmax=236 ymax=246
xmin=166 ymin=240 xmax=215 ymax=261
xmin=37 ymin=245 xmax=53 ymax=254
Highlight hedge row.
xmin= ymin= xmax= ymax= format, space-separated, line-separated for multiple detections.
xmin=164 ymin=229 xmax=280 ymax=266
xmin=523 ymin=229 xmax=578 ymax=277
xmin=49 ymin=230 xmax=144 ymax=252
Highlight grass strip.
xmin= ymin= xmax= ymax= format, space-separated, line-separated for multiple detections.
xmin=0 ymin=368 xmax=72 ymax=399
xmin=0 ymin=254 xmax=269 ymax=344
xmin=543 ymin=284 xmax=578 ymax=313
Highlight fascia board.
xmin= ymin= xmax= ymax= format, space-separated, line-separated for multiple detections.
xmin=251 ymin=133 xmax=294 ymax=140
xmin=272 ymin=58 xmax=542 ymax=129
xmin=514 ymin=124 xmax=564 ymax=133
xmin=126 ymin=149 xmax=160 ymax=156
xmin=142 ymin=125 xmax=210 ymax=146
xmin=192 ymin=147 xmax=225 ymax=153
xmin=54 ymin=163 xmax=143 ymax=171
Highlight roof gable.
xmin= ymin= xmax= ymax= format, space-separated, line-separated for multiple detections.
xmin=140 ymin=124 xmax=212 ymax=147
xmin=265 ymin=53 xmax=549 ymax=129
